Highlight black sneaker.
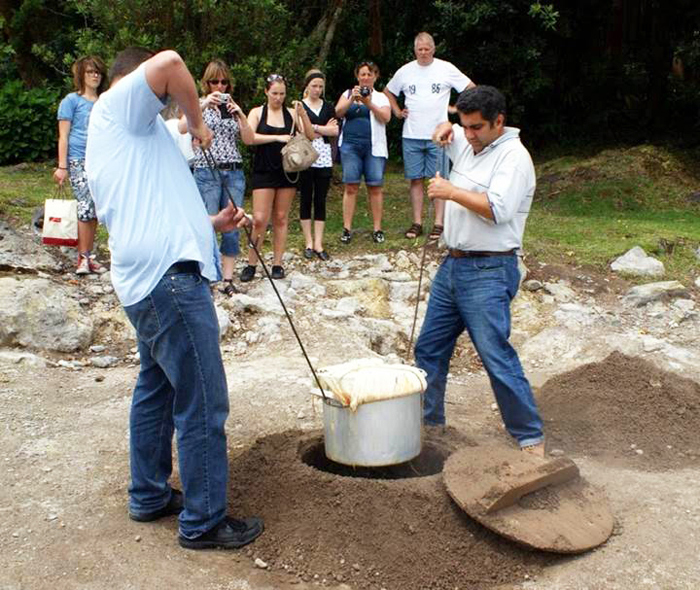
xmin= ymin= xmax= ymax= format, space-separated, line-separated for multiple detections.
xmin=179 ymin=515 xmax=264 ymax=550
xmin=314 ymin=250 xmax=330 ymax=262
xmin=372 ymin=230 xmax=385 ymax=244
xmin=129 ymin=489 xmax=184 ymax=522
xmin=303 ymin=248 xmax=315 ymax=259
xmin=271 ymin=265 xmax=285 ymax=279
xmin=240 ymin=265 xmax=256 ymax=282
xmin=340 ymin=228 xmax=352 ymax=244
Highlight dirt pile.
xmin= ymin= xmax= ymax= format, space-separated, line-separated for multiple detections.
xmin=226 ymin=430 xmax=552 ymax=590
xmin=538 ymin=351 xmax=700 ymax=469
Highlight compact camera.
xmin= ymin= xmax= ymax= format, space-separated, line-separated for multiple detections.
xmin=359 ymin=86 xmax=371 ymax=97
xmin=218 ymin=93 xmax=230 ymax=103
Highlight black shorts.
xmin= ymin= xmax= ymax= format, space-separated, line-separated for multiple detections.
xmin=251 ymin=169 xmax=297 ymax=190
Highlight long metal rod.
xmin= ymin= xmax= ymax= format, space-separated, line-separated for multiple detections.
xmin=202 ymin=148 xmax=328 ymax=401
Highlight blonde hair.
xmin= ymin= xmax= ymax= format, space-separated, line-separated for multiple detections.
xmin=302 ymin=68 xmax=325 ymax=98
xmin=199 ymin=59 xmax=233 ymax=96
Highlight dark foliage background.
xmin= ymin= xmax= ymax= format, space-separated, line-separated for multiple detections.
xmin=0 ymin=0 xmax=698 ymax=164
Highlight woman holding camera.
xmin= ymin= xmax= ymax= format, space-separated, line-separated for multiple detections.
xmin=54 ymin=55 xmax=108 ymax=275
xmin=239 ymin=74 xmax=314 ymax=282
xmin=335 ymin=60 xmax=391 ymax=245
xmin=190 ymin=59 xmax=254 ymax=295
xmin=299 ymin=69 xmax=338 ymax=261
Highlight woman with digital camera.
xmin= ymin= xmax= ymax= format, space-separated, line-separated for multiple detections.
xmin=190 ymin=59 xmax=254 ymax=295
xmin=54 ymin=55 xmax=108 ymax=275
xmin=335 ymin=60 xmax=391 ymax=245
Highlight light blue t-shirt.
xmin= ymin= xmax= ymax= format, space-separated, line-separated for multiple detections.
xmin=57 ymin=92 xmax=96 ymax=160
xmin=85 ymin=64 xmax=219 ymax=306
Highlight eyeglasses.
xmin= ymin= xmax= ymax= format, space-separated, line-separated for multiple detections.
xmin=208 ymin=79 xmax=229 ymax=85
xmin=357 ymin=61 xmax=376 ymax=68
xmin=86 ymin=70 xmax=102 ymax=76
xmin=266 ymin=74 xmax=285 ymax=83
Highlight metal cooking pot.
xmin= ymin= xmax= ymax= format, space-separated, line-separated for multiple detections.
xmin=321 ymin=391 xmax=422 ymax=467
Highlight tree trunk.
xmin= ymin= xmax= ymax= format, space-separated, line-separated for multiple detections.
xmin=315 ymin=0 xmax=345 ymax=69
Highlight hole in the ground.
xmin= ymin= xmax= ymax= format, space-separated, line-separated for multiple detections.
xmin=299 ymin=437 xmax=449 ymax=479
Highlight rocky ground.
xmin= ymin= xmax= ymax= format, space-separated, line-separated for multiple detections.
xmin=1 ymin=221 xmax=699 ymax=589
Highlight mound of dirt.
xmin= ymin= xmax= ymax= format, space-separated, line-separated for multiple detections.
xmin=538 ymin=351 xmax=700 ymax=469
xmin=227 ymin=429 xmax=552 ymax=590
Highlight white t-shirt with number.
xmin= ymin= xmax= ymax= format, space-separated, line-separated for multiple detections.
xmin=385 ymin=58 xmax=471 ymax=140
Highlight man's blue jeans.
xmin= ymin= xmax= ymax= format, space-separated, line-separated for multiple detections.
xmin=123 ymin=268 xmax=229 ymax=538
xmin=415 ymin=253 xmax=544 ymax=447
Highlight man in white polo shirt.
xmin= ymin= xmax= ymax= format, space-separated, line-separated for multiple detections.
xmin=385 ymin=32 xmax=474 ymax=241
xmin=414 ymin=85 xmax=545 ymax=456
xmin=86 ymin=47 xmax=263 ymax=548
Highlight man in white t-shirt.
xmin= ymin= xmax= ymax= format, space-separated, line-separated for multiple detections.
xmin=385 ymin=32 xmax=475 ymax=241
xmin=86 ymin=48 xmax=263 ymax=549
xmin=414 ymin=85 xmax=545 ymax=456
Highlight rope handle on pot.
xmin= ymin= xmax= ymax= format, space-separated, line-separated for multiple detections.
xmin=201 ymin=148 xmax=328 ymax=401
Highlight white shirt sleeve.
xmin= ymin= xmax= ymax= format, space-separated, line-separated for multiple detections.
xmin=385 ymin=65 xmax=406 ymax=96
xmin=486 ymin=151 xmax=531 ymax=224
xmin=446 ymin=62 xmax=472 ymax=93
xmin=106 ymin=64 xmax=167 ymax=136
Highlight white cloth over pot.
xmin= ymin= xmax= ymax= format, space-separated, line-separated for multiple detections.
xmin=315 ymin=358 xmax=427 ymax=411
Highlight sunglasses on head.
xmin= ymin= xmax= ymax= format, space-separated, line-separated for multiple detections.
xmin=266 ymin=74 xmax=285 ymax=83
xmin=208 ymin=79 xmax=229 ymax=85
xmin=357 ymin=61 xmax=375 ymax=68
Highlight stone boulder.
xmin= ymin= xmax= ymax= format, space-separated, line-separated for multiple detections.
xmin=622 ymin=281 xmax=688 ymax=306
xmin=610 ymin=246 xmax=664 ymax=277
xmin=0 ymin=221 xmax=64 ymax=273
xmin=0 ymin=277 xmax=93 ymax=351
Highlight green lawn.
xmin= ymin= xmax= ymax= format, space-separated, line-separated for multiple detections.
xmin=2 ymin=144 xmax=699 ymax=284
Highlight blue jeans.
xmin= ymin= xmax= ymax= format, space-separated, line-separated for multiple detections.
xmin=340 ymin=140 xmax=386 ymax=186
xmin=194 ymin=168 xmax=245 ymax=256
xmin=123 ymin=268 xmax=229 ymax=538
xmin=414 ymin=253 xmax=544 ymax=447
xmin=402 ymin=138 xmax=450 ymax=180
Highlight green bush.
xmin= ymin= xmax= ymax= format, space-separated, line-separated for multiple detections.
xmin=0 ymin=80 xmax=60 ymax=165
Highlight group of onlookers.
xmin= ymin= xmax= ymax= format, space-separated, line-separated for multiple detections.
xmin=54 ymin=32 xmax=472 ymax=290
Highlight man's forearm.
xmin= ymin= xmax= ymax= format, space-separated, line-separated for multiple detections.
xmin=448 ymin=188 xmax=493 ymax=220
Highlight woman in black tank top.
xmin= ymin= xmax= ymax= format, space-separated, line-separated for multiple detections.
xmin=240 ymin=74 xmax=314 ymax=282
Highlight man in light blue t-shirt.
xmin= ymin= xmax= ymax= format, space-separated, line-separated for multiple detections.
xmin=86 ymin=48 xmax=263 ymax=550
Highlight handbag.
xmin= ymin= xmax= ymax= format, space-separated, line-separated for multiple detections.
xmin=42 ymin=184 xmax=78 ymax=247
xmin=281 ymin=110 xmax=319 ymax=179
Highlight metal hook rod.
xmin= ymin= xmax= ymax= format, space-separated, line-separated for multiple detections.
xmin=201 ymin=148 xmax=329 ymax=401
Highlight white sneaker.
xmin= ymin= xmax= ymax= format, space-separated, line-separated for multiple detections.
xmin=76 ymin=255 xmax=90 ymax=275
xmin=88 ymin=256 xmax=107 ymax=274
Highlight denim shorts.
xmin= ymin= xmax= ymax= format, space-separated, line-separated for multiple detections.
xmin=340 ymin=140 xmax=386 ymax=186
xmin=402 ymin=138 xmax=450 ymax=180
xmin=194 ymin=167 xmax=245 ymax=256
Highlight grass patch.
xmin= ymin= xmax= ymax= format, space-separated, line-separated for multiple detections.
xmin=2 ymin=144 xmax=699 ymax=284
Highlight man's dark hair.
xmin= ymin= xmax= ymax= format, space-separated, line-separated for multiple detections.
xmin=109 ymin=47 xmax=155 ymax=82
xmin=455 ymin=85 xmax=507 ymax=124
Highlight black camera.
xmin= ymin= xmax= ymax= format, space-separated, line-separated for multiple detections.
xmin=359 ymin=86 xmax=371 ymax=97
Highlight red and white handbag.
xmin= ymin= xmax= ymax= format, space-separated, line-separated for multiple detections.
xmin=42 ymin=185 xmax=78 ymax=247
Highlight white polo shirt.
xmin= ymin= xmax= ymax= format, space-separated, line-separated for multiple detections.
xmin=86 ymin=64 xmax=218 ymax=306
xmin=443 ymin=126 xmax=535 ymax=252
xmin=385 ymin=58 xmax=471 ymax=140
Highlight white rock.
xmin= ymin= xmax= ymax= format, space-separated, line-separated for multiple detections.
xmin=215 ymin=305 xmax=231 ymax=338
xmin=90 ymin=345 xmax=107 ymax=353
xmin=254 ymin=558 xmax=268 ymax=569
xmin=0 ymin=278 xmax=94 ymax=352
xmin=623 ymin=281 xmax=687 ymax=306
xmin=90 ymin=356 xmax=119 ymax=368
xmin=523 ymin=279 xmax=543 ymax=292
xmin=0 ymin=350 xmax=48 ymax=367
xmin=543 ymin=281 xmax=576 ymax=303
xmin=610 ymin=246 xmax=664 ymax=277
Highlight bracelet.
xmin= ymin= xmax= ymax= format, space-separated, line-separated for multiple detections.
xmin=313 ymin=124 xmax=319 ymax=133
xmin=57 ymin=166 xmax=67 ymax=170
